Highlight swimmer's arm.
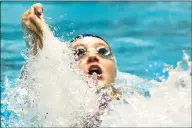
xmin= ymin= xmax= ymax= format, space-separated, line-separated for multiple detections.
xmin=22 ymin=5 xmax=53 ymax=42
xmin=21 ymin=3 xmax=53 ymax=55
xmin=21 ymin=8 xmax=43 ymax=38
xmin=21 ymin=7 xmax=44 ymax=54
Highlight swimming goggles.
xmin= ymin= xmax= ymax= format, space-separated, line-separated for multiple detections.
xmin=71 ymin=34 xmax=113 ymax=59
xmin=73 ymin=45 xmax=112 ymax=59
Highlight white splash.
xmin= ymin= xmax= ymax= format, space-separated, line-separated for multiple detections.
xmin=101 ymin=51 xmax=191 ymax=127
xmin=2 ymin=26 xmax=101 ymax=127
xmin=1 ymin=25 xmax=191 ymax=127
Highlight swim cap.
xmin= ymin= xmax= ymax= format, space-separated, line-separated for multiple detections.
xmin=70 ymin=34 xmax=111 ymax=46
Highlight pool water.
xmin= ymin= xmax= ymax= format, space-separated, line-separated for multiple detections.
xmin=1 ymin=1 xmax=191 ymax=127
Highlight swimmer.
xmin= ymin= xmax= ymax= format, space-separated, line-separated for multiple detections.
xmin=21 ymin=3 xmax=121 ymax=98
xmin=70 ymin=34 xmax=120 ymax=127
xmin=22 ymin=3 xmax=121 ymax=127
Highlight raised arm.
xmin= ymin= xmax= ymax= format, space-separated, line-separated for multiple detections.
xmin=21 ymin=3 xmax=52 ymax=55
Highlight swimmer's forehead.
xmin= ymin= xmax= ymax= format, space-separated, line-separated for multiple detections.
xmin=72 ymin=37 xmax=109 ymax=48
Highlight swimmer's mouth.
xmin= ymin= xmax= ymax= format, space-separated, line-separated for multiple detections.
xmin=88 ymin=65 xmax=103 ymax=78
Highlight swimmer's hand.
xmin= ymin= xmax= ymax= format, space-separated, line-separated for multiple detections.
xmin=21 ymin=3 xmax=45 ymax=55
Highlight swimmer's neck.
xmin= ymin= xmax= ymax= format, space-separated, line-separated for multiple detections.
xmin=97 ymin=83 xmax=121 ymax=100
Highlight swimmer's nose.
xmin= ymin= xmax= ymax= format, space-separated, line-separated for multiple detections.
xmin=87 ymin=55 xmax=99 ymax=64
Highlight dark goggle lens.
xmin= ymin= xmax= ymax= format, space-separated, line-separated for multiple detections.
xmin=97 ymin=47 xmax=111 ymax=56
xmin=74 ymin=48 xmax=86 ymax=57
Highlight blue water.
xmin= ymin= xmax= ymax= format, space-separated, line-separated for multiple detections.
xmin=1 ymin=2 xmax=191 ymax=82
xmin=1 ymin=2 xmax=191 ymax=127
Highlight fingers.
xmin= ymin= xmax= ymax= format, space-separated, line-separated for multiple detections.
xmin=29 ymin=14 xmax=43 ymax=34
xmin=22 ymin=3 xmax=44 ymax=32
xmin=25 ymin=19 xmax=43 ymax=40
xmin=22 ymin=14 xmax=43 ymax=55
xmin=29 ymin=3 xmax=44 ymax=36
xmin=32 ymin=3 xmax=44 ymax=19
xmin=21 ymin=3 xmax=45 ymax=55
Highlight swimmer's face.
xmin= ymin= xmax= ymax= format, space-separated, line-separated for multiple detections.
xmin=72 ymin=37 xmax=116 ymax=86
